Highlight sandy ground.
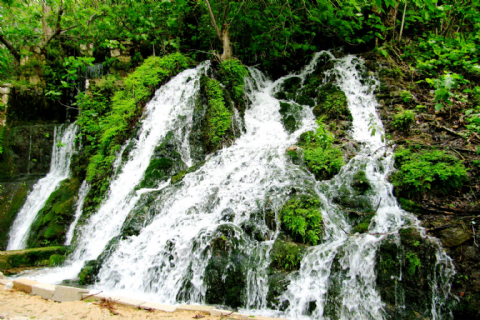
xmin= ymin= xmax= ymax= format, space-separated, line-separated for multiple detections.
xmin=0 ymin=287 xmax=243 ymax=320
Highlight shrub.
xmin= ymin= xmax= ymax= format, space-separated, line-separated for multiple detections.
xmin=390 ymin=147 xmax=468 ymax=196
xmin=280 ymin=195 xmax=323 ymax=245
xmin=400 ymin=90 xmax=413 ymax=103
xmin=393 ymin=109 xmax=416 ymax=131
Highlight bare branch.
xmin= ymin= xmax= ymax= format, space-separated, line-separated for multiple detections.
xmin=204 ymin=0 xmax=222 ymax=40
xmin=0 ymin=33 xmax=20 ymax=61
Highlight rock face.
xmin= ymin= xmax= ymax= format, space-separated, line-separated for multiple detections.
xmin=440 ymin=227 xmax=472 ymax=247
xmin=0 ymin=124 xmax=58 ymax=250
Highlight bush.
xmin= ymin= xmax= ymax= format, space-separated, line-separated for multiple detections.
xmin=393 ymin=109 xmax=415 ymax=131
xmin=390 ymin=147 xmax=468 ymax=196
xmin=280 ymin=195 xmax=323 ymax=245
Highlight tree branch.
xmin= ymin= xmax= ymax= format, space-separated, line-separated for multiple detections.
xmin=0 ymin=33 xmax=20 ymax=61
xmin=40 ymin=2 xmax=64 ymax=51
xmin=204 ymin=0 xmax=222 ymax=40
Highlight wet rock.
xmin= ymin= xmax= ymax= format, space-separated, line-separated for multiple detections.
xmin=440 ymin=227 xmax=472 ymax=247
xmin=286 ymin=145 xmax=297 ymax=152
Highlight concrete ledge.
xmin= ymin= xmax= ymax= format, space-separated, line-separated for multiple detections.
xmin=114 ymin=296 xmax=146 ymax=307
xmin=141 ymin=302 xmax=177 ymax=312
xmin=52 ymin=285 xmax=89 ymax=302
xmin=31 ymin=283 xmax=56 ymax=299
xmin=13 ymin=278 xmax=39 ymax=293
xmin=6 ymin=278 xmax=288 ymax=319
xmin=178 ymin=304 xmax=214 ymax=312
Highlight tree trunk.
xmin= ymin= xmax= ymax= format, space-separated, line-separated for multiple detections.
xmin=220 ymin=27 xmax=233 ymax=60
xmin=42 ymin=3 xmax=53 ymax=44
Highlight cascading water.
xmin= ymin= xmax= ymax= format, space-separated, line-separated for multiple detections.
xmin=64 ymin=180 xmax=90 ymax=246
xmin=21 ymin=53 xmax=455 ymax=319
xmin=7 ymin=123 xmax=78 ymax=250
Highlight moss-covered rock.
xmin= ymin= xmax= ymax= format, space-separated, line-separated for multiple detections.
xmin=269 ymin=238 xmax=306 ymax=271
xmin=351 ymin=170 xmax=371 ymax=194
xmin=312 ymin=83 xmax=351 ymax=122
xmin=204 ymin=224 xmax=247 ymax=309
xmin=375 ymin=228 xmax=444 ymax=319
xmin=279 ymin=102 xmax=303 ymax=133
xmin=26 ymin=177 xmax=81 ymax=248
xmin=0 ymin=246 xmax=67 ymax=270
xmin=78 ymin=236 xmax=120 ymax=285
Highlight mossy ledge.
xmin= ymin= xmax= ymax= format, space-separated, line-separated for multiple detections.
xmin=0 ymin=246 xmax=67 ymax=274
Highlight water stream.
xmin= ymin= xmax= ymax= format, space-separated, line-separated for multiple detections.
xmin=18 ymin=54 xmax=454 ymax=319
xmin=7 ymin=123 xmax=78 ymax=250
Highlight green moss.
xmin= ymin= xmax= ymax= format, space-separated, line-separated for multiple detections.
xmin=390 ymin=147 xmax=468 ymax=197
xmin=171 ymin=170 xmax=186 ymax=184
xmin=405 ymin=251 xmax=421 ymax=276
xmin=351 ymin=170 xmax=371 ymax=194
xmin=280 ymin=195 xmax=323 ymax=245
xmin=202 ymin=76 xmax=232 ymax=147
xmin=279 ymin=102 xmax=302 ymax=133
xmin=217 ymin=59 xmax=248 ymax=113
xmin=270 ymin=239 xmax=306 ymax=271
xmin=140 ymin=158 xmax=173 ymax=188
xmin=48 ymin=254 xmax=66 ymax=266
xmin=78 ymin=260 xmax=102 ymax=285
xmin=0 ymin=246 xmax=67 ymax=270
xmin=393 ymin=108 xmax=416 ymax=131
xmin=398 ymin=197 xmax=423 ymax=214
xmin=26 ymin=177 xmax=81 ymax=248
xmin=312 ymin=84 xmax=350 ymax=121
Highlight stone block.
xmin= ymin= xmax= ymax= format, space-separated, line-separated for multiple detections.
xmin=0 ymin=271 xmax=5 ymax=279
xmin=31 ymin=283 xmax=56 ymax=299
xmin=0 ymin=86 xmax=10 ymax=94
xmin=141 ymin=302 xmax=176 ymax=312
xmin=29 ymin=75 xmax=41 ymax=86
xmin=177 ymin=305 xmax=214 ymax=312
xmin=111 ymin=49 xmax=121 ymax=57
xmin=52 ymin=285 xmax=89 ymax=302
xmin=0 ymin=279 xmax=9 ymax=286
xmin=114 ymin=296 xmax=146 ymax=307
xmin=2 ymin=94 xmax=8 ymax=105
xmin=118 ymin=55 xmax=131 ymax=63
xmin=13 ymin=278 xmax=40 ymax=293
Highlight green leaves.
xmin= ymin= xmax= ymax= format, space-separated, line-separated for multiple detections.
xmin=281 ymin=195 xmax=323 ymax=245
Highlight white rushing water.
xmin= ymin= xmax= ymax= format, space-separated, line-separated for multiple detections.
xmin=29 ymin=62 xmax=210 ymax=282
xmin=64 ymin=180 xmax=90 ymax=245
xmin=21 ymin=53 xmax=454 ymax=319
xmin=7 ymin=123 xmax=78 ymax=250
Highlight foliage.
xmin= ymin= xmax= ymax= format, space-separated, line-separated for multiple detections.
xmin=400 ymin=90 xmax=413 ymax=103
xmin=217 ymin=59 xmax=248 ymax=102
xmin=393 ymin=109 xmax=416 ymax=131
xmin=300 ymin=119 xmax=345 ymax=180
xmin=202 ymin=76 xmax=232 ymax=147
xmin=391 ymin=147 xmax=468 ymax=196
xmin=280 ymin=195 xmax=323 ymax=245
xmin=405 ymin=251 xmax=421 ymax=276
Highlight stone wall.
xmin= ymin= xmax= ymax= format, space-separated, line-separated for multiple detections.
xmin=0 ymin=84 xmax=12 ymax=126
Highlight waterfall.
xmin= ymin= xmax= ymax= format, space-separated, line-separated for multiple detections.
xmin=7 ymin=123 xmax=78 ymax=250
xmin=64 ymin=180 xmax=90 ymax=246
xmin=19 ymin=54 xmax=454 ymax=319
